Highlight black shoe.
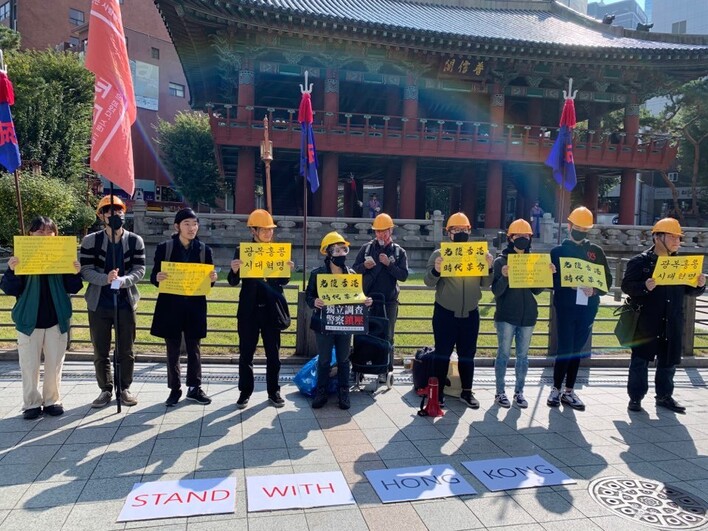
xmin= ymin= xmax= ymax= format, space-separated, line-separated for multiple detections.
xmin=23 ymin=407 xmax=42 ymax=420
xmin=312 ymin=390 xmax=328 ymax=409
xmin=186 ymin=387 xmax=212 ymax=405
xmin=268 ymin=391 xmax=285 ymax=408
xmin=438 ymin=395 xmax=446 ymax=409
xmin=43 ymin=404 xmax=64 ymax=416
xmin=165 ymin=388 xmax=182 ymax=407
xmin=627 ymin=399 xmax=642 ymax=412
xmin=236 ymin=393 xmax=250 ymax=410
xmin=338 ymin=387 xmax=350 ymax=410
xmin=656 ymin=396 xmax=686 ymax=413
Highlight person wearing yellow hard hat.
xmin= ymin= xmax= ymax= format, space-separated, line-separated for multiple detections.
xmin=79 ymin=195 xmax=145 ymax=409
xmin=305 ymin=232 xmax=373 ymax=410
xmin=547 ymin=206 xmax=612 ymax=411
xmin=621 ymin=217 xmax=705 ymax=414
xmin=228 ymin=209 xmax=294 ymax=409
xmin=353 ymin=212 xmax=409 ymax=345
xmin=424 ymin=212 xmax=493 ymax=408
xmin=491 ymin=219 xmax=556 ymax=409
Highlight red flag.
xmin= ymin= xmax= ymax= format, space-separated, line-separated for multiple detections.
xmin=85 ymin=0 xmax=136 ymax=196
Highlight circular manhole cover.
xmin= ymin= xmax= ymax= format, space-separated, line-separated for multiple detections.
xmin=589 ymin=477 xmax=708 ymax=529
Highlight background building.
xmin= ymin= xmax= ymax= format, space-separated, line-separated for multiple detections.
xmin=587 ymin=0 xmax=647 ymax=29
xmin=651 ymin=0 xmax=708 ymax=34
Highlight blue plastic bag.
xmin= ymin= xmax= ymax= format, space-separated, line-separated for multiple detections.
xmin=294 ymin=349 xmax=339 ymax=397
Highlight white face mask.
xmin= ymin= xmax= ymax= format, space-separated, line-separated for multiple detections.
xmin=376 ymin=238 xmax=386 ymax=246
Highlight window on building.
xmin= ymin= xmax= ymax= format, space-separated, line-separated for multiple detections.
xmin=68 ymin=36 xmax=80 ymax=48
xmin=169 ymin=82 xmax=185 ymax=98
xmin=672 ymin=20 xmax=687 ymax=34
xmin=151 ymin=47 xmax=160 ymax=60
xmin=69 ymin=8 xmax=84 ymax=26
xmin=0 ymin=2 xmax=10 ymax=21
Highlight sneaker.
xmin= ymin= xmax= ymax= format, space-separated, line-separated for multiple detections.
xmin=495 ymin=393 xmax=511 ymax=408
xmin=546 ymin=387 xmax=561 ymax=407
xmin=268 ymin=392 xmax=285 ymax=408
xmin=338 ymin=387 xmax=350 ymax=410
xmin=438 ymin=395 xmax=446 ymax=409
xmin=513 ymin=393 xmax=529 ymax=409
xmin=165 ymin=388 xmax=182 ymax=407
xmin=656 ymin=396 xmax=686 ymax=413
xmin=236 ymin=393 xmax=250 ymax=410
xmin=627 ymin=399 xmax=643 ymax=412
xmin=91 ymin=390 xmax=112 ymax=408
xmin=23 ymin=407 xmax=42 ymax=420
xmin=43 ymin=404 xmax=64 ymax=416
xmin=312 ymin=390 xmax=328 ymax=409
xmin=460 ymin=391 xmax=480 ymax=409
xmin=186 ymin=387 xmax=212 ymax=405
xmin=561 ymin=390 xmax=585 ymax=411
xmin=120 ymin=389 xmax=138 ymax=407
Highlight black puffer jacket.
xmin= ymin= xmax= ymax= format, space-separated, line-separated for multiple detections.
xmin=492 ymin=246 xmax=545 ymax=327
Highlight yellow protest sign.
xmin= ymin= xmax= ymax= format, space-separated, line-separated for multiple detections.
xmin=559 ymin=257 xmax=608 ymax=292
xmin=317 ymin=274 xmax=366 ymax=305
xmin=158 ymin=262 xmax=213 ymax=296
xmin=439 ymin=242 xmax=489 ymax=277
xmin=239 ymin=243 xmax=291 ymax=278
xmin=14 ymin=236 xmax=77 ymax=275
xmin=507 ymin=253 xmax=553 ymax=288
xmin=653 ymin=255 xmax=704 ymax=287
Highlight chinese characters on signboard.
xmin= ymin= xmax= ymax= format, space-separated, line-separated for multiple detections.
xmin=322 ymin=304 xmax=369 ymax=334
xmin=559 ymin=258 xmax=608 ymax=292
xmin=317 ymin=274 xmax=366 ymax=305
xmin=440 ymin=242 xmax=489 ymax=277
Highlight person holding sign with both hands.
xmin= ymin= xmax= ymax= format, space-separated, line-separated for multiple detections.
xmin=151 ymin=208 xmax=217 ymax=407
xmin=621 ymin=218 xmax=705 ymax=414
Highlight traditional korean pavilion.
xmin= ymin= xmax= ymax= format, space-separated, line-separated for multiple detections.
xmin=155 ymin=0 xmax=708 ymax=227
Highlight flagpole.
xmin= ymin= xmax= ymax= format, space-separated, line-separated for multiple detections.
xmin=303 ymin=174 xmax=308 ymax=291
xmin=13 ymin=170 xmax=24 ymax=235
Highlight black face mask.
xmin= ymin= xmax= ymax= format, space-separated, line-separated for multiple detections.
xmin=570 ymin=229 xmax=587 ymax=241
xmin=331 ymin=255 xmax=347 ymax=268
xmin=513 ymin=237 xmax=531 ymax=251
xmin=452 ymin=232 xmax=469 ymax=243
xmin=108 ymin=214 xmax=125 ymax=231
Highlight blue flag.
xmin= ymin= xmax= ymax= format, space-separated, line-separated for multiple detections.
xmin=0 ymin=102 xmax=21 ymax=173
xmin=545 ymin=124 xmax=576 ymax=192
xmin=298 ymin=92 xmax=319 ymax=193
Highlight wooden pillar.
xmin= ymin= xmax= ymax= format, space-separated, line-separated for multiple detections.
xmin=384 ymin=163 xmax=398 ymax=217
xmin=237 ymin=62 xmax=254 ymax=121
xmin=485 ymin=162 xmax=503 ymax=229
xmin=403 ymin=75 xmax=418 ymax=131
xmin=490 ymin=83 xmax=505 ymax=126
xmin=584 ymin=174 xmax=600 ymax=217
xmin=619 ymin=170 xmax=636 ymax=225
xmin=319 ymin=153 xmax=339 ymax=217
xmin=461 ymin=167 xmax=477 ymax=226
xmin=324 ymin=69 xmax=339 ymax=128
xmin=400 ymin=157 xmax=417 ymax=219
xmin=235 ymin=147 xmax=255 ymax=214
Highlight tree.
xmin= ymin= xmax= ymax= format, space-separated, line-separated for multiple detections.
xmin=155 ymin=111 xmax=223 ymax=207
xmin=0 ymin=25 xmax=21 ymax=51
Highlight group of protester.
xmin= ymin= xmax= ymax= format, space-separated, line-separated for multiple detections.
xmin=1 ymin=196 xmax=704 ymax=421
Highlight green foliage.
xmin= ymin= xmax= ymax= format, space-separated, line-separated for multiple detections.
xmin=8 ymin=50 xmax=94 ymax=183
xmin=0 ymin=172 xmax=94 ymax=244
xmin=155 ymin=111 xmax=223 ymax=207
xmin=0 ymin=26 xmax=21 ymax=51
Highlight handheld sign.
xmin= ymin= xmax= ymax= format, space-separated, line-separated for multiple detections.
xmin=240 ymin=243 xmax=291 ymax=278
xmin=13 ymin=236 xmax=76 ymax=275
xmin=559 ymin=257 xmax=607 ymax=292
xmin=158 ymin=262 xmax=213 ymax=296
xmin=321 ymin=304 xmax=369 ymax=334
xmin=507 ymin=254 xmax=553 ymax=288
xmin=317 ymin=274 xmax=366 ymax=305
xmin=653 ymin=255 xmax=704 ymax=287
xmin=440 ymin=242 xmax=489 ymax=277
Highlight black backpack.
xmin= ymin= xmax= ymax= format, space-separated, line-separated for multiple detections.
xmin=412 ymin=347 xmax=437 ymax=394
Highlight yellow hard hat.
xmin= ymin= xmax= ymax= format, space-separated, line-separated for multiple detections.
xmin=96 ymin=195 xmax=126 ymax=216
xmin=320 ymin=231 xmax=350 ymax=255
xmin=372 ymin=213 xmax=394 ymax=230
xmin=446 ymin=212 xmax=471 ymax=230
xmin=507 ymin=219 xmax=533 ymax=236
xmin=652 ymin=217 xmax=683 ymax=236
xmin=247 ymin=209 xmax=277 ymax=229
xmin=567 ymin=206 xmax=594 ymax=230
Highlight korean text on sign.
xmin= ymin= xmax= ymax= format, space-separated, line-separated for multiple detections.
xmin=652 ymin=255 xmax=704 ymax=287
xmin=239 ymin=243 xmax=291 ymax=278
xmin=507 ymin=254 xmax=553 ymax=288
xmin=559 ymin=258 xmax=608 ymax=292
xmin=317 ymin=274 xmax=366 ymax=305
xmin=158 ymin=262 xmax=213 ymax=296
xmin=14 ymin=236 xmax=77 ymax=275
xmin=440 ymin=242 xmax=489 ymax=277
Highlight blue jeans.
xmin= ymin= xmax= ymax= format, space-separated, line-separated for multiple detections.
xmin=494 ymin=321 xmax=533 ymax=394
xmin=627 ymin=355 xmax=676 ymax=401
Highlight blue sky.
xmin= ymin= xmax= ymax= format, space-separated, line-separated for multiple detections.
xmin=598 ymin=0 xmax=646 ymax=8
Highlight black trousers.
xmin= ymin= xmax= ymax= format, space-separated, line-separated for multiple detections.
xmin=552 ymin=305 xmax=596 ymax=390
xmin=88 ymin=306 xmax=136 ymax=393
xmin=627 ymin=352 xmax=676 ymax=401
xmin=165 ymin=335 xmax=202 ymax=390
xmin=237 ymin=305 xmax=281 ymax=396
xmin=432 ymin=303 xmax=479 ymax=392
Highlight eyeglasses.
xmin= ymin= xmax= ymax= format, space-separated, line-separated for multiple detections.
xmin=330 ymin=246 xmax=349 ymax=256
xmin=448 ymin=228 xmax=470 ymax=234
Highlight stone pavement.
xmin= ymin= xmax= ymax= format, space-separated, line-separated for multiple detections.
xmin=0 ymin=361 xmax=706 ymax=531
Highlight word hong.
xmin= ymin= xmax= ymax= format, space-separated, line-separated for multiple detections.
xmin=559 ymin=257 xmax=608 ymax=292
xmin=365 ymin=464 xmax=476 ymax=503
xmin=247 ymin=471 xmax=354 ymax=512
xmin=463 ymin=455 xmax=575 ymax=492
xmin=653 ymin=255 xmax=704 ymax=287
xmin=317 ymin=273 xmax=366 ymax=305
xmin=322 ymin=303 xmax=369 ymax=334
xmin=440 ymin=242 xmax=489 ymax=277
xmin=239 ymin=243 xmax=291 ymax=278
xmin=117 ymin=478 xmax=236 ymax=522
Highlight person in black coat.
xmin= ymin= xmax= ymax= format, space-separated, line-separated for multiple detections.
xmin=228 ymin=209 xmax=294 ymax=409
xmin=621 ymin=218 xmax=705 ymax=413
xmin=151 ymin=208 xmax=217 ymax=406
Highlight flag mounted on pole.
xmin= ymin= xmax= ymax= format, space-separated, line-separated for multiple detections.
xmin=0 ymin=69 xmax=21 ymax=174
xmin=298 ymin=79 xmax=319 ymax=193
xmin=85 ymin=0 xmax=136 ymax=196
xmin=545 ymin=85 xmax=577 ymax=192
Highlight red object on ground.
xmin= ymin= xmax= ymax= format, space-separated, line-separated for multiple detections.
xmin=423 ymin=377 xmax=445 ymax=417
